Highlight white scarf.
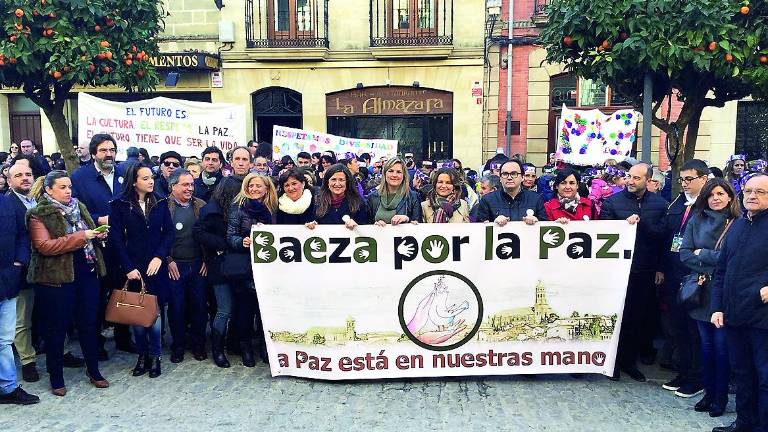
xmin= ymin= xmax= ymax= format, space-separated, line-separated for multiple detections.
xmin=279 ymin=189 xmax=312 ymax=214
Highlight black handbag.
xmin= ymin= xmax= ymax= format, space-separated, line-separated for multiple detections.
xmin=678 ymin=273 xmax=708 ymax=309
xmin=219 ymin=251 xmax=252 ymax=281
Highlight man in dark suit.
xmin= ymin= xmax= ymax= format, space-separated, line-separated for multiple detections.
xmin=0 ymin=190 xmax=38 ymax=405
xmin=70 ymin=134 xmax=134 ymax=356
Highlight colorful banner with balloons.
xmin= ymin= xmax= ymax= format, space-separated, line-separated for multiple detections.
xmin=555 ymin=106 xmax=640 ymax=165
xmin=272 ymin=125 xmax=398 ymax=161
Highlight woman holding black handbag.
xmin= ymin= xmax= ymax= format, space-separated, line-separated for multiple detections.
xmin=226 ymin=173 xmax=276 ymax=366
xmin=680 ymin=178 xmax=741 ymax=417
xmin=108 ymin=163 xmax=175 ymax=379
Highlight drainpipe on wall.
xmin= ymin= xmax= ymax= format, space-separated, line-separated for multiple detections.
xmin=504 ymin=0 xmax=513 ymax=156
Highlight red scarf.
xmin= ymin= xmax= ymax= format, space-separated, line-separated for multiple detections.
xmin=331 ymin=194 xmax=345 ymax=209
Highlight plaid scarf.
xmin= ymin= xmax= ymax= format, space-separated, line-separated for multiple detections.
xmin=430 ymin=192 xmax=460 ymax=223
xmin=43 ymin=194 xmax=97 ymax=263
xmin=558 ymin=193 xmax=581 ymax=213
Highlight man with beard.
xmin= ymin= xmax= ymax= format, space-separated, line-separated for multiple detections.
xmin=70 ymin=134 xmax=135 ymax=356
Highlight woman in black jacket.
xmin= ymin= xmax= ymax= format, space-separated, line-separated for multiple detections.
xmin=276 ymin=168 xmax=315 ymax=224
xmin=680 ymin=178 xmax=741 ymax=417
xmin=226 ymin=173 xmax=275 ymax=366
xmin=308 ymin=164 xmax=369 ymax=229
xmin=367 ymin=157 xmax=422 ymax=226
xmin=192 ymin=182 xmax=239 ymax=368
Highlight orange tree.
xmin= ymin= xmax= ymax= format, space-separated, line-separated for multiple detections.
xmin=0 ymin=0 xmax=165 ymax=171
xmin=539 ymin=0 xmax=768 ymax=174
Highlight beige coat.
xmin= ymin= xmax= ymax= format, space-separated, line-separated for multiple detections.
xmin=421 ymin=199 xmax=470 ymax=223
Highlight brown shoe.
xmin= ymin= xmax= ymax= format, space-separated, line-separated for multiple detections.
xmin=86 ymin=372 xmax=110 ymax=389
xmin=51 ymin=387 xmax=67 ymax=397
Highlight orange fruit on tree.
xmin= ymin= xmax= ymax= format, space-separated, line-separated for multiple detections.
xmin=9 ymin=35 xmax=16 ymax=42
xmin=740 ymin=6 xmax=750 ymax=14
xmin=53 ymin=71 xmax=62 ymax=79
xmin=9 ymin=57 xmax=16 ymax=64
xmin=14 ymin=9 xmax=24 ymax=18
xmin=708 ymin=41 xmax=717 ymax=51
xmin=15 ymin=23 xmax=22 ymax=31
xmin=760 ymin=55 xmax=768 ymax=64
xmin=563 ymin=35 xmax=573 ymax=46
xmin=725 ymin=53 xmax=734 ymax=62
xmin=125 ymin=59 xmax=132 ymax=66
xmin=49 ymin=12 xmax=55 ymax=18
xmin=100 ymin=40 xmax=110 ymax=48
xmin=0 ymin=60 xmax=5 ymax=67
xmin=601 ymin=40 xmax=610 ymax=49
xmin=94 ymin=25 xmax=101 ymax=32
xmin=105 ymin=51 xmax=112 ymax=59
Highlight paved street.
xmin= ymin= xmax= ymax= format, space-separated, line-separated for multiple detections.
xmin=1 ymin=343 xmax=736 ymax=432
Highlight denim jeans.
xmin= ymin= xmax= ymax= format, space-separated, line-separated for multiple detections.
xmin=212 ymin=283 xmax=232 ymax=334
xmin=167 ymin=259 xmax=206 ymax=352
xmin=132 ymin=317 xmax=162 ymax=357
xmin=36 ymin=252 xmax=102 ymax=389
xmin=0 ymin=298 xmax=17 ymax=394
xmin=697 ymin=320 xmax=730 ymax=405
xmin=726 ymin=326 xmax=768 ymax=432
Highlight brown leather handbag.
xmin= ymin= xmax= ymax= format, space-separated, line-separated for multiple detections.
xmin=105 ymin=278 xmax=159 ymax=327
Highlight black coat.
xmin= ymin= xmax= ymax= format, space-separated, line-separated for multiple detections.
xmin=711 ymin=210 xmax=768 ymax=329
xmin=315 ymin=198 xmax=370 ymax=225
xmin=599 ymin=189 xmax=668 ymax=273
xmin=227 ymin=201 xmax=273 ymax=251
xmin=276 ymin=196 xmax=316 ymax=225
xmin=0 ymin=195 xmax=29 ymax=301
xmin=108 ymin=196 xmax=174 ymax=296
xmin=192 ymin=200 xmax=229 ymax=285
xmin=474 ymin=189 xmax=548 ymax=222
xmin=5 ymin=192 xmax=32 ymax=291
xmin=680 ymin=209 xmax=733 ymax=322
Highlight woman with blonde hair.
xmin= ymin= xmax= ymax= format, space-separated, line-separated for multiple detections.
xmin=226 ymin=173 xmax=275 ymax=365
xmin=367 ymin=157 xmax=422 ymax=226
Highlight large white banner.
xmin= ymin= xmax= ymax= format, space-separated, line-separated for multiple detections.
xmin=272 ymin=125 xmax=398 ymax=161
xmin=251 ymin=221 xmax=637 ymax=380
xmin=78 ymin=93 xmax=247 ymax=160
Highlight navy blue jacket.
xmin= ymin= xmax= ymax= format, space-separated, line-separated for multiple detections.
xmin=193 ymin=172 xmax=223 ymax=202
xmin=316 ymin=198 xmax=371 ymax=225
xmin=115 ymin=157 xmax=140 ymax=178
xmin=154 ymin=175 xmax=171 ymax=198
xmin=599 ymin=188 xmax=668 ymax=272
xmin=5 ymin=192 xmax=33 ymax=291
xmin=661 ymin=194 xmax=691 ymax=291
xmin=0 ymin=195 xmax=30 ymax=300
xmin=108 ymin=196 xmax=175 ymax=295
xmin=71 ymin=163 xmax=123 ymax=222
xmin=711 ymin=210 xmax=768 ymax=329
xmin=474 ymin=189 xmax=548 ymax=222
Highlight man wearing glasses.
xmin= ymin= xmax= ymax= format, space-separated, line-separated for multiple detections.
xmin=659 ymin=160 xmax=710 ymax=398
xmin=475 ymin=159 xmax=547 ymax=226
xmin=711 ymin=174 xmax=768 ymax=432
xmin=155 ymin=151 xmax=183 ymax=197
xmin=71 ymin=134 xmax=135 ymax=356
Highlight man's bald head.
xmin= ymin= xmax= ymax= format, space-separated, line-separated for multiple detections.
xmin=626 ymin=163 xmax=651 ymax=195
xmin=8 ymin=161 xmax=34 ymax=194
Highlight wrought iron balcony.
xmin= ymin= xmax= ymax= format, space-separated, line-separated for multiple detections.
xmin=245 ymin=0 xmax=329 ymax=49
xmin=370 ymin=0 xmax=454 ymax=47
xmin=532 ymin=0 xmax=550 ymax=27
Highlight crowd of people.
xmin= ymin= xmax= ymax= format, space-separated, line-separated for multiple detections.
xmin=0 ymin=136 xmax=766 ymax=432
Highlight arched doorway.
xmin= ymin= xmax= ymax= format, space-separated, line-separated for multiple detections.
xmin=252 ymin=87 xmax=303 ymax=144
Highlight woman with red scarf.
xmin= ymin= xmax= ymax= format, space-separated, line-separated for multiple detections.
xmin=544 ymin=168 xmax=599 ymax=222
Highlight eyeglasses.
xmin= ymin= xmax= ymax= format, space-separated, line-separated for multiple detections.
xmin=163 ymin=161 xmax=181 ymax=168
xmin=677 ymin=175 xmax=706 ymax=184
xmin=499 ymin=171 xmax=521 ymax=179
xmin=743 ymin=188 xmax=768 ymax=197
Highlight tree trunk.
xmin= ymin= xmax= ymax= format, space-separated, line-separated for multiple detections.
xmin=41 ymin=105 xmax=77 ymax=173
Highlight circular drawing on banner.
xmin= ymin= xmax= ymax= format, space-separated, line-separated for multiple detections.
xmin=398 ymin=270 xmax=483 ymax=351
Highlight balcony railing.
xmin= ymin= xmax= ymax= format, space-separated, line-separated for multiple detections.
xmin=246 ymin=0 xmax=329 ymax=48
xmin=532 ymin=0 xmax=550 ymax=27
xmin=370 ymin=0 xmax=453 ymax=47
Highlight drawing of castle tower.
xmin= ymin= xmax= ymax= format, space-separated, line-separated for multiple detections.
xmin=346 ymin=317 xmax=357 ymax=341
xmin=533 ymin=281 xmax=554 ymax=323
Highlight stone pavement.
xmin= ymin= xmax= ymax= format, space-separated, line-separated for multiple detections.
xmin=3 ymin=346 xmax=736 ymax=432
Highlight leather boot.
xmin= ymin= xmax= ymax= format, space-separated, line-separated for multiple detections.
xmin=148 ymin=357 xmax=162 ymax=378
xmin=240 ymin=341 xmax=256 ymax=368
xmin=132 ymin=354 xmax=149 ymax=377
xmin=211 ymin=330 xmax=230 ymax=368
